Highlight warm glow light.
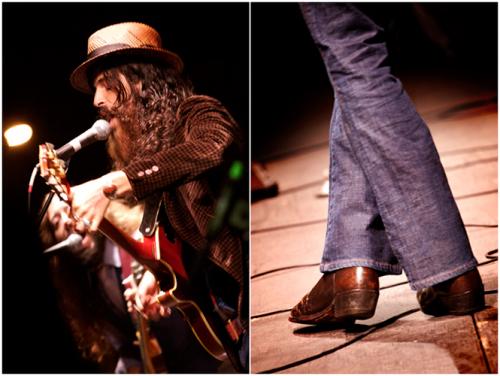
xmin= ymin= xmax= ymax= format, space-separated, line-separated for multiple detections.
xmin=4 ymin=124 xmax=33 ymax=147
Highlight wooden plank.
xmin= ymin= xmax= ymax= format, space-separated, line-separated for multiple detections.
xmin=364 ymin=315 xmax=488 ymax=374
xmin=474 ymin=261 xmax=498 ymax=373
xmin=264 ymin=147 xmax=329 ymax=193
xmin=458 ymin=192 xmax=498 ymax=229
xmin=251 ymin=311 xmax=351 ymax=374
xmin=279 ymin=341 xmax=459 ymax=374
xmin=445 ymin=150 xmax=497 ymax=200
xmin=251 ymin=221 xmax=325 ymax=276
xmin=251 ymin=185 xmax=328 ymax=231
xmin=282 ymin=315 xmax=485 ymax=374
xmin=467 ymin=227 xmax=498 ymax=265
xmin=474 ymin=306 xmax=498 ymax=373
xmin=430 ymin=113 xmax=497 ymax=153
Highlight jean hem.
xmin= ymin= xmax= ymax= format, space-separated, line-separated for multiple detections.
xmin=320 ymin=259 xmax=403 ymax=275
xmin=408 ymin=259 xmax=478 ymax=290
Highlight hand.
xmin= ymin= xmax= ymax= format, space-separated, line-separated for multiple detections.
xmin=123 ymin=270 xmax=171 ymax=321
xmin=71 ymin=178 xmax=111 ymax=233
xmin=71 ymin=171 xmax=133 ymax=233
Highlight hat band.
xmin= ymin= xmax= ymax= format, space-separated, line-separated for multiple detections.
xmin=88 ymin=43 xmax=131 ymax=59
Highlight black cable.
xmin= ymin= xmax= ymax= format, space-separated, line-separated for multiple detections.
xmin=252 ymin=309 xmax=291 ymax=320
xmin=251 ymin=263 xmax=319 ymax=279
xmin=258 ymin=308 xmax=420 ymax=374
xmin=485 ymin=249 xmax=498 ymax=261
xmin=466 ymin=224 xmax=498 ymax=228
xmin=36 ymin=191 xmax=55 ymax=228
xmin=27 ymin=164 xmax=39 ymax=213
xmin=455 ymin=189 xmax=498 ymax=201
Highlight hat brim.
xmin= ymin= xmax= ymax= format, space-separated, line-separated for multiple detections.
xmin=70 ymin=46 xmax=184 ymax=94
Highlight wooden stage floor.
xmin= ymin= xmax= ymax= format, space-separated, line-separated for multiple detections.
xmin=250 ymin=70 xmax=498 ymax=374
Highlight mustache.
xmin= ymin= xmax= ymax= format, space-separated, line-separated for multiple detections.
xmin=97 ymin=107 xmax=118 ymax=122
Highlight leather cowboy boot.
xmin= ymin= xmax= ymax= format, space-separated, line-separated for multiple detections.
xmin=289 ymin=267 xmax=379 ymax=325
xmin=417 ymin=268 xmax=485 ymax=316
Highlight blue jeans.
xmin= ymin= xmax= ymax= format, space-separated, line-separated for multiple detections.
xmin=300 ymin=3 xmax=477 ymax=290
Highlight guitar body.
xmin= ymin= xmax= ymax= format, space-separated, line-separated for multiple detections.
xmin=99 ymin=219 xmax=226 ymax=361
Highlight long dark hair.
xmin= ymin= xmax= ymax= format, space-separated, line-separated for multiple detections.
xmin=96 ymin=62 xmax=194 ymax=169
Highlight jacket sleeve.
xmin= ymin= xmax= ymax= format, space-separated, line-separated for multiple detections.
xmin=123 ymin=95 xmax=240 ymax=200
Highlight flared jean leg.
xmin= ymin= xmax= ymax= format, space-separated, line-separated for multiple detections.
xmin=301 ymin=3 xmax=478 ymax=290
xmin=322 ymin=101 xmax=402 ymax=275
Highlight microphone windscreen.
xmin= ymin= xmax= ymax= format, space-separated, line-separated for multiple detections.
xmin=43 ymin=233 xmax=83 ymax=254
xmin=92 ymin=119 xmax=111 ymax=140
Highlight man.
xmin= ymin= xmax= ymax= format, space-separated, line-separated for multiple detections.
xmin=289 ymin=4 xmax=485 ymax=325
xmin=64 ymin=22 xmax=247 ymax=371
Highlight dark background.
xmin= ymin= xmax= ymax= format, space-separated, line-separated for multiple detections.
xmin=3 ymin=3 xmax=248 ymax=372
xmin=251 ymin=3 xmax=497 ymax=160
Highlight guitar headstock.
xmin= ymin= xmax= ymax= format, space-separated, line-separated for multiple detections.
xmin=39 ymin=143 xmax=71 ymax=203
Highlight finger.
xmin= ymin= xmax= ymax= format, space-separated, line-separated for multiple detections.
xmin=81 ymin=234 xmax=94 ymax=249
xmin=123 ymin=288 xmax=136 ymax=301
xmin=159 ymin=305 xmax=172 ymax=318
xmin=133 ymin=304 xmax=149 ymax=320
xmin=89 ymin=216 xmax=100 ymax=233
xmin=135 ymin=294 xmax=145 ymax=312
xmin=122 ymin=275 xmax=136 ymax=289
xmin=75 ymin=221 xmax=86 ymax=234
xmin=146 ymin=304 xmax=162 ymax=322
xmin=140 ymin=294 xmax=154 ymax=313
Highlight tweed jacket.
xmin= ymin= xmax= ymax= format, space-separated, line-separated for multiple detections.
xmin=122 ymin=95 xmax=245 ymax=316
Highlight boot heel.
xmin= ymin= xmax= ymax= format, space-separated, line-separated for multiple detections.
xmin=442 ymin=290 xmax=485 ymax=315
xmin=334 ymin=289 xmax=378 ymax=320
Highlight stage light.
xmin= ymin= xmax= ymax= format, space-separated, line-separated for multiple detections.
xmin=4 ymin=123 xmax=33 ymax=147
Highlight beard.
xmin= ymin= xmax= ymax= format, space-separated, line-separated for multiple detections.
xmin=106 ymin=128 xmax=132 ymax=170
xmin=99 ymin=106 xmax=139 ymax=170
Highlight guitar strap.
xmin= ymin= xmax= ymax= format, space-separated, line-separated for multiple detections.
xmin=139 ymin=193 xmax=163 ymax=237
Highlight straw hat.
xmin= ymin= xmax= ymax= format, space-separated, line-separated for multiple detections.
xmin=70 ymin=22 xmax=183 ymax=93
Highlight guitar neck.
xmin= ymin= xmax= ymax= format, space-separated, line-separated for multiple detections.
xmin=98 ymin=218 xmax=145 ymax=261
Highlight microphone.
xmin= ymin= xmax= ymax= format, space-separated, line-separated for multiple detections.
xmin=55 ymin=119 xmax=111 ymax=160
xmin=43 ymin=233 xmax=83 ymax=254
